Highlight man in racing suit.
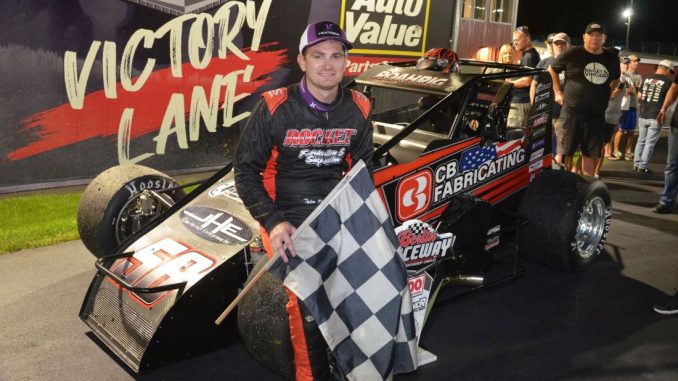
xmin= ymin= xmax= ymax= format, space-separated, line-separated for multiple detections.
xmin=234 ymin=20 xmax=373 ymax=380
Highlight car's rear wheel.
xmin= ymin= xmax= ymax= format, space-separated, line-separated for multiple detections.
xmin=77 ymin=164 xmax=185 ymax=258
xmin=518 ymin=170 xmax=611 ymax=272
xmin=238 ymin=256 xmax=338 ymax=380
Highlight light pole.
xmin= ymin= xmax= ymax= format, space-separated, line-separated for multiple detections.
xmin=623 ymin=0 xmax=633 ymax=50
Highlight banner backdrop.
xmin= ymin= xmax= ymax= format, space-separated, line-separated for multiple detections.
xmin=0 ymin=0 xmax=455 ymax=192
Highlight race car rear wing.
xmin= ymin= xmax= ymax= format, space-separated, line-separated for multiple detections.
xmin=353 ymin=60 xmax=537 ymax=96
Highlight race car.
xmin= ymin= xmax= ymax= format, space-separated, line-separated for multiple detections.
xmin=77 ymin=57 xmax=611 ymax=378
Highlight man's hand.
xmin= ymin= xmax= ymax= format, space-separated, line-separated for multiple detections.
xmin=611 ymin=88 xmax=622 ymax=98
xmin=554 ymin=90 xmax=564 ymax=106
xmin=270 ymin=222 xmax=297 ymax=263
xmin=658 ymin=109 xmax=666 ymax=125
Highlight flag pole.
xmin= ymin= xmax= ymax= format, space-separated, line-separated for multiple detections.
xmin=214 ymin=257 xmax=274 ymax=325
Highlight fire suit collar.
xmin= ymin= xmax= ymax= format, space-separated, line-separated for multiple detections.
xmin=299 ymin=76 xmax=343 ymax=113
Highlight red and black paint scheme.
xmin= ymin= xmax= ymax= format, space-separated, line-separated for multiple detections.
xmin=80 ymin=163 xmax=259 ymax=372
xmin=81 ymin=60 xmax=601 ymax=375
xmin=357 ymin=60 xmax=553 ymax=239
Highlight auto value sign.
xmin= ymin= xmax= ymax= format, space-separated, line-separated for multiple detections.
xmin=341 ymin=0 xmax=431 ymax=56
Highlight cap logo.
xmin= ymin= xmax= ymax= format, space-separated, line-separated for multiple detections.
xmin=590 ymin=24 xmax=601 ymax=29
xmin=315 ymin=22 xmax=341 ymax=38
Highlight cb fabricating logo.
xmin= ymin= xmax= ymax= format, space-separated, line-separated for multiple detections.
xmin=397 ymin=169 xmax=432 ymax=221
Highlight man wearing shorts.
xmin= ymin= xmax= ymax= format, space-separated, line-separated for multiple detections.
xmin=548 ymin=22 xmax=621 ymax=176
xmin=611 ymin=54 xmax=642 ymax=160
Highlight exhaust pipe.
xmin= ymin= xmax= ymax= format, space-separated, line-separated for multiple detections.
xmin=442 ymin=274 xmax=484 ymax=287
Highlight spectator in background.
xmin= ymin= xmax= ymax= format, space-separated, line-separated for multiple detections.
xmin=507 ymin=26 xmax=540 ymax=128
xmin=541 ymin=33 xmax=556 ymax=59
xmin=530 ymin=32 xmax=569 ymax=166
xmin=486 ymin=43 xmax=515 ymax=74
xmin=652 ymin=67 xmax=678 ymax=315
xmin=498 ymin=43 xmax=515 ymax=64
xmin=653 ymin=72 xmax=678 ymax=214
xmin=611 ymin=54 xmax=643 ymax=160
xmin=633 ymin=60 xmax=674 ymax=174
xmin=548 ymin=22 xmax=621 ymax=176
xmin=595 ymin=55 xmax=627 ymax=178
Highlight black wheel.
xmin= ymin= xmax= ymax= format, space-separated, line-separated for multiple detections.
xmin=77 ymin=164 xmax=185 ymax=258
xmin=238 ymin=256 xmax=335 ymax=380
xmin=518 ymin=170 xmax=611 ymax=272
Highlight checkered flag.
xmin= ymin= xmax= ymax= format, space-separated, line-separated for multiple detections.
xmin=268 ymin=160 xmax=418 ymax=380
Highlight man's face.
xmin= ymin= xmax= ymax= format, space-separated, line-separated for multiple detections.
xmin=297 ymin=40 xmax=347 ymax=92
xmin=629 ymin=59 xmax=639 ymax=71
xmin=583 ymin=32 xmax=605 ymax=51
xmin=552 ymin=41 xmax=568 ymax=58
xmin=512 ymin=31 xmax=530 ymax=52
xmin=620 ymin=62 xmax=629 ymax=73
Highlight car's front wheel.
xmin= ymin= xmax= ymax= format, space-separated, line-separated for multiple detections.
xmin=77 ymin=164 xmax=185 ymax=258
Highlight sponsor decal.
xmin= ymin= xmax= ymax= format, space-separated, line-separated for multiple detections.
xmin=181 ymin=206 xmax=252 ymax=244
xmin=484 ymin=224 xmax=501 ymax=251
xmin=534 ymin=92 xmax=550 ymax=103
xmin=283 ymin=128 xmax=357 ymax=147
xmin=396 ymin=219 xmax=455 ymax=267
xmin=531 ymin=138 xmax=546 ymax=150
xmin=529 ymin=159 xmax=544 ymax=173
xmin=209 ymin=180 xmax=242 ymax=202
xmin=532 ymin=127 xmax=546 ymax=138
xmin=344 ymin=56 xmax=411 ymax=76
xmin=298 ymin=147 xmax=346 ymax=167
xmin=536 ymin=82 xmax=551 ymax=93
xmin=408 ymin=271 xmax=433 ymax=345
xmin=529 ymin=111 xmax=549 ymax=128
xmin=397 ymin=169 xmax=433 ymax=220
xmin=408 ymin=274 xmax=426 ymax=297
xmin=433 ymin=142 xmax=525 ymax=203
xmin=372 ymin=68 xmax=449 ymax=87
xmin=124 ymin=178 xmax=175 ymax=197
xmin=341 ymin=0 xmax=431 ymax=56
xmin=534 ymin=101 xmax=549 ymax=112
xmin=584 ymin=62 xmax=610 ymax=85
xmin=485 ymin=236 xmax=500 ymax=251
xmin=530 ymin=147 xmax=545 ymax=162
xmin=109 ymin=237 xmax=216 ymax=307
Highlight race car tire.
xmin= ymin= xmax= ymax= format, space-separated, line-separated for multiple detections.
xmin=77 ymin=164 xmax=184 ymax=258
xmin=238 ymin=256 xmax=335 ymax=380
xmin=518 ymin=170 xmax=611 ymax=272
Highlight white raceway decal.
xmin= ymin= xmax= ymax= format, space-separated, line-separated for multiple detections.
xmin=396 ymin=219 xmax=455 ymax=267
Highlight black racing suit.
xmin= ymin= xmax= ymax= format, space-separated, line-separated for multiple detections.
xmin=234 ymin=84 xmax=374 ymax=232
xmin=234 ymin=83 xmax=373 ymax=381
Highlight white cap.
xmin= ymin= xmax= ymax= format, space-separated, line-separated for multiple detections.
xmin=658 ymin=60 xmax=674 ymax=70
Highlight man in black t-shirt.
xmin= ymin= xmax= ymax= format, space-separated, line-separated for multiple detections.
xmin=548 ymin=22 xmax=621 ymax=176
xmin=507 ymin=26 xmax=540 ymax=128
xmin=633 ymin=60 xmax=673 ymax=173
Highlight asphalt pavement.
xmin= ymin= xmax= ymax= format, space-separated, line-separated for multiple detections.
xmin=0 ymin=135 xmax=677 ymax=380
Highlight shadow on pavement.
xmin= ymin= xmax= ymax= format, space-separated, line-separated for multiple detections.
xmin=395 ymin=250 xmax=675 ymax=380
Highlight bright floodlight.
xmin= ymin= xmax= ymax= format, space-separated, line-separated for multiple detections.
xmin=622 ymin=8 xmax=632 ymax=18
